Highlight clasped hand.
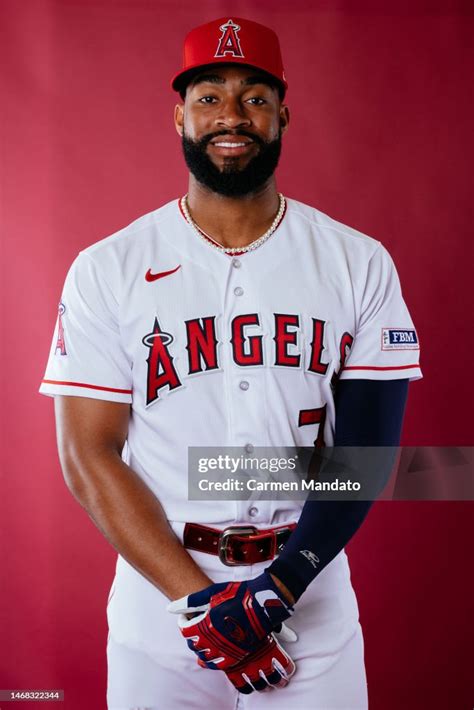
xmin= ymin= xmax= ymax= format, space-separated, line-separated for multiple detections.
xmin=167 ymin=571 xmax=297 ymax=694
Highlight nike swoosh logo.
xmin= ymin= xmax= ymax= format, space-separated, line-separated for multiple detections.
xmin=145 ymin=265 xmax=181 ymax=282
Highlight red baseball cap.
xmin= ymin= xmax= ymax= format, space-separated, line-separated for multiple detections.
xmin=171 ymin=17 xmax=287 ymax=97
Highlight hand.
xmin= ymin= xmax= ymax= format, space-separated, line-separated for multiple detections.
xmin=167 ymin=571 xmax=294 ymax=670
xmin=222 ymin=633 xmax=296 ymax=694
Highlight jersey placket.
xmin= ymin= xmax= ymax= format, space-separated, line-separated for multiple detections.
xmin=221 ymin=255 xmax=268 ymax=524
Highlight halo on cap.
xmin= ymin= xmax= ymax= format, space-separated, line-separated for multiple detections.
xmin=171 ymin=17 xmax=287 ymax=98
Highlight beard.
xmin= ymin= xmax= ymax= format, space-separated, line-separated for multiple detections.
xmin=181 ymin=128 xmax=282 ymax=197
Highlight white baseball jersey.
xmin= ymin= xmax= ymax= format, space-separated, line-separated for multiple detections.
xmin=39 ymin=197 xmax=421 ymax=666
xmin=40 ymin=196 xmax=421 ymax=523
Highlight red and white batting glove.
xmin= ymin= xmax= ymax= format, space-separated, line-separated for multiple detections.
xmin=167 ymin=573 xmax=298 ymax=692
xmin=221 ymin=633 xmax=296 ymax=694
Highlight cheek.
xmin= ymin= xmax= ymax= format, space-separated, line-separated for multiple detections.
xmin=183 ymin=121 xmax=207 ymax=142
xmin=181 ymin=108 xmax=195 ymax=138
xmin=255 ymin=113 xmax=281 ymax=140
xmin=267 ymin=121 xmax=282 ymax=142
xmin=183 ymin=108 xmax=211 ymax=140
xmin=182 ymin=116 xmax=194 ymax=138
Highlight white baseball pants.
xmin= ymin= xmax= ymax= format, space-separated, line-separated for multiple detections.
xmin=106 ymin=543 xmax=368 ymax=710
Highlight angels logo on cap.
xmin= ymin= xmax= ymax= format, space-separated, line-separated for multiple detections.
xmin=171 ymin=16 xmax=288 ymax=97
xmin=215 ymin=19 xmax=244 ymax=58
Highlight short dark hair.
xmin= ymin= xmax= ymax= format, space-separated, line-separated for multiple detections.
xmin=177 ymin=64 xmax=285 ymax=101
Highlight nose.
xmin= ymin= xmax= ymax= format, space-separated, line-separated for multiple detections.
xmin=215 ymin=97 xmax=251 ymax=129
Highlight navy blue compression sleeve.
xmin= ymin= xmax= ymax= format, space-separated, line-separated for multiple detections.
xmin=266 ymin=379 xmax=409 ymax=601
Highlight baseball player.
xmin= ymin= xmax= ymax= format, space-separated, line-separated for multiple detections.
xmin=40 ymin=17 xmax=422 ymax=710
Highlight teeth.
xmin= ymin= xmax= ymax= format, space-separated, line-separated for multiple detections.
xmin=214 ymin=142 xmax=248 ymax=148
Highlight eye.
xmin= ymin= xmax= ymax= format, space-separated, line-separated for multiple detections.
xmin=198 ymin=95 xmax=218 ymax=104
xmin=246 ymin=97 xmax=266 ymax=106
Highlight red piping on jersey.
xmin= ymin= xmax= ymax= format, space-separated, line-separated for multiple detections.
xmin=343 ymin=364 xmax=420 ymax=372
xmin=41 ymin=379 xmax=132 ymax=394
xmin=178 ymin=196 xmax=287 ymax=256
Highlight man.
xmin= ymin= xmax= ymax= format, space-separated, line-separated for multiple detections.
xmin=40 ymin=17 xmax=422 ymax=710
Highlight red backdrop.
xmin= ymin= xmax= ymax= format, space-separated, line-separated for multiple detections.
xmin=1 ymin=1 xmax=472 ymax=709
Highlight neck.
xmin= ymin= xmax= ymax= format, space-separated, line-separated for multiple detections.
xmin=186 ymin=177 xmax=281 ymax=250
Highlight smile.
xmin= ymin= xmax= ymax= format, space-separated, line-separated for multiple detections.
xmin=209 ymin=140 xmax=256 ymax=157
xmin=213 ymin=142 xmax=250 ymax=148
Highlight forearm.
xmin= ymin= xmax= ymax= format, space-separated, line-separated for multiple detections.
xmin=268 ymin=499 xmax=372 ymax=600
xmin=268 ymin=379 xmax=409 ymax=601
xmin=63 ymin=450 xmax=212 ymax=600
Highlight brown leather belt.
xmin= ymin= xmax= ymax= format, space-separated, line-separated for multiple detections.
xmin=183 ymin=522 xmax=297 ymax=566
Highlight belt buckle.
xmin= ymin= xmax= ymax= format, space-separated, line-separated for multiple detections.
xmin=218 ymin=526 xmax=257 ymax=566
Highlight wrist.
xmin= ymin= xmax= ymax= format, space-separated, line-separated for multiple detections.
xmin=266 ymin=557 xmax=307 ymax=602
xmin=269 ymin=573 xmax=295 ymax=606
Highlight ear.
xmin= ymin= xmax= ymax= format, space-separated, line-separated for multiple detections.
xmin=174 ymin=103 xmax=184 ymax=137
xmin=280 ymin=104 xmax=290 ymax=135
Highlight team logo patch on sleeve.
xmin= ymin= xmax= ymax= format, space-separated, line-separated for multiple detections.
xmin=381 ymin=328 xmax=419 ymax=351
xmin=55 ymin=301 xmax=67 ymax=356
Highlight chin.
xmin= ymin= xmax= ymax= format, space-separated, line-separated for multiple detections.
xmin=220 ymin=157 xmax=251 ymax=171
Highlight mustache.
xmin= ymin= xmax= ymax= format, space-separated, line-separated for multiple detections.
xmin=194 ymin=129 xmax=266 ymax=148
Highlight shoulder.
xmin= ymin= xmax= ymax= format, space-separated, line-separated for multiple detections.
xmin=285 ymin=197 xmax=382 ymax=258
xmin=79 ymin=199 xmax=179 ymax=262
xmin=62 ymin=199 xmax=180 ymax=298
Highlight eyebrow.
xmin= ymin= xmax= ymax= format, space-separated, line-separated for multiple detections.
xmin=190 ymin=73 xmax=276 ymax=90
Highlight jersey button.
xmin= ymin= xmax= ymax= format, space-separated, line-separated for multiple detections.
xmin=234 ymin=286 xmax=244 ymax=296
xmin=232 ymin=258 xmax=241 ymax=268
xmin=245 ymin=443 xmax=254 ymax=453
xmin=248 ymin=506 xmax=259 ymax=518
xmin=239 ymin=380 xmax=250 ymax=391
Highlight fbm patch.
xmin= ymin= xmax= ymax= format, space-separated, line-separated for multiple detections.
xmin=381 ymin=328 xmax=419 ymax=351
